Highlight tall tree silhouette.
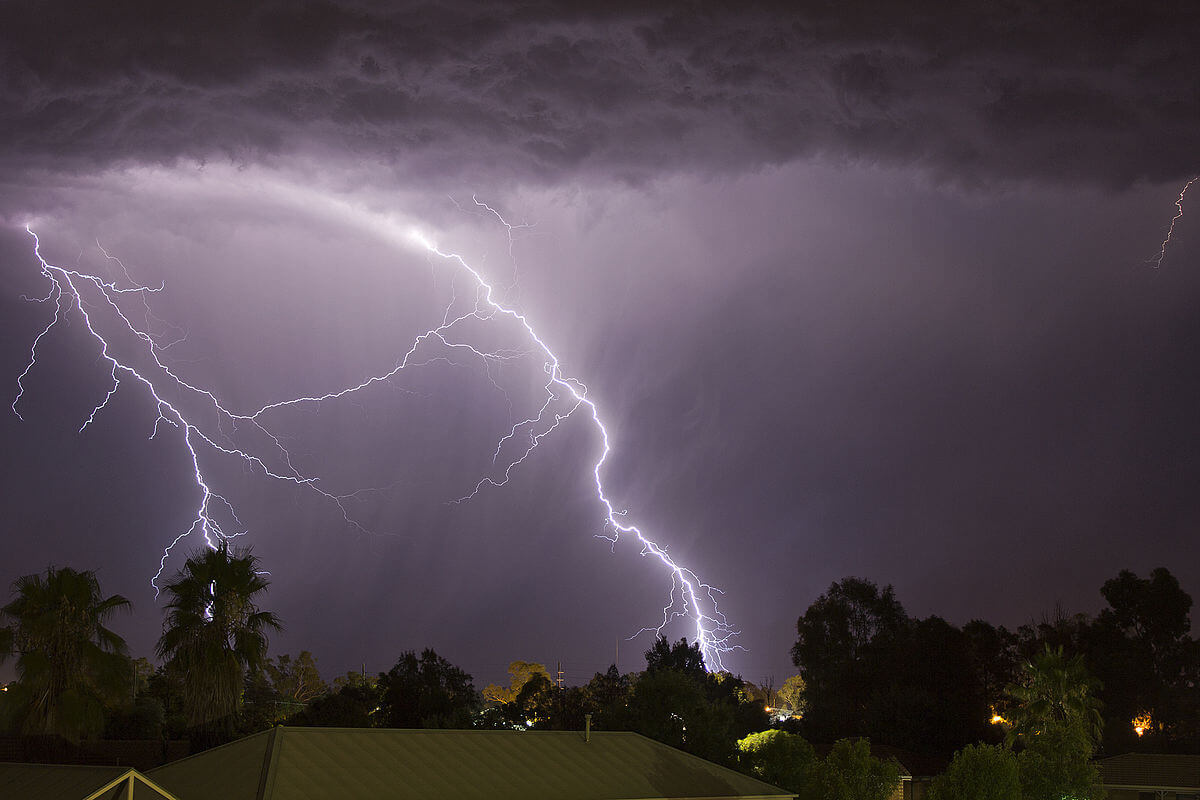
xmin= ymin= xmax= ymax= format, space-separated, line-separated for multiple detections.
xmin=156 ymin=544 xmax=280 ymax=742
xmin=1005 ymin=645 xmax=1103 ymax=800
xmin=0 ymin=566 xmax=131 ymax=739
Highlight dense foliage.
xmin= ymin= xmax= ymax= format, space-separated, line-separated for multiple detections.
xmin=927 ymin=744 xmax=1021 ymax=800
xmin=791 ymin=569 xmax=1199 ymax=757
xmin=0 ymin=561 xmax=1193 ymax=800
xmin=737 ymin=729 xmax=817 ymax=793
xmin=376 ymin=648 xmax=479 ymax=728
xmin=808 ymin=738 xmax=902 ymax=800
xmin=0 ymin=566 xmax=131 ymax=739
xmin=156 ymin=544 xmax=281 ymax=743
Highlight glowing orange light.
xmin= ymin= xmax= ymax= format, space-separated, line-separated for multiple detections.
xmin=1133 ymin=713 xmax=1152 ymax=737
xmin=989 ymin=707 xmax=1008 ymax=725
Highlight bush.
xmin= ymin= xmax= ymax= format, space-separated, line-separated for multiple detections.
xmin=810 ymin=738 xmax=901 ymax=800
xmin=737 ymin=729 xmax=818 ymax=793
xmin=928 ymin=743 xmax=1020 ymax=800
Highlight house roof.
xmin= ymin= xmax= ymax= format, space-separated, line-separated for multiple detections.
xmin=867 ymin=745 xmax=947 ymax=779
xmin=1096 ymin=753 xmax=1200 ymax=791
xmin=0 ymin=762 xmax=180 ymax=800
xmin=148 ymin=727 xmax=795 ymax=800
xmin=0 ymin=763 xmax=126 ymax=798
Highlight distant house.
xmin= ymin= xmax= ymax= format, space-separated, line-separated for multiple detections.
xmin=145 ymin=727 xmax=797 ymax=800
xmin=869 ymin=745 xmax=948 ymax=800
xmin=0 ymin=763 xmax=180 ymax=799
xmin=1096 ymin=753 xmax=1200 ymax=800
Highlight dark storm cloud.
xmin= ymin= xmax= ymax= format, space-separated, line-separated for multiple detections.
xmin=1 ymin=0 xmax=1197 ymax=186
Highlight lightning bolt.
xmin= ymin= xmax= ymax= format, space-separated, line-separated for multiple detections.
xmin=12 ymin=197 xmax=738 ymax=671
xmin=1149 ymin=176 xmax=1198 ymax=268
xmin=409 ymin=229 xmax=737 ymax=670
xmin=13 ymin=227 xmax=370 ymax=595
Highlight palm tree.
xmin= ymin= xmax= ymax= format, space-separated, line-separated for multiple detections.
xmin=156 ymin=543 xmax=281 ymax=740
xmin=1005 ymin=645 xmax=1105 ymax=800
xmin=0 ymin=566 xmax=131 ymax=739
xmin=1005 ymin=644 xmax=1104 ymax=746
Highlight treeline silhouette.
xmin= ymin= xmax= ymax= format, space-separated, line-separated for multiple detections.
xmin=2 ymin=552 xmax=1195 ymax=787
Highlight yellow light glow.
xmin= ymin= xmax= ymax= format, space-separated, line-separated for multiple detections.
xmin=1132 ymin=713 xmax=1152 ymax=737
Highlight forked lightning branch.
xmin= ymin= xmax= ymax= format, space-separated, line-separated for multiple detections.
xmin=10 ymin=198 xmax=739 ymax=671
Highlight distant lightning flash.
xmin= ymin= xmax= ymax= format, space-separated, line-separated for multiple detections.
xmin=13 ymin=199 xmax=737 ymax=670
xmin=1149 ymin=176 xmax=1198 ymax=268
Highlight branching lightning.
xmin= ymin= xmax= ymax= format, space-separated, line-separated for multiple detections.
xmin=13 ymin=228 xmax=368 ymax=595
xmin=410 ymin=229 xmax=737 ymax=669
xmin=1149 ymin=177 xmax=1198 ymax=268
xmin=12 ymin=199 xmax=738 ymax=670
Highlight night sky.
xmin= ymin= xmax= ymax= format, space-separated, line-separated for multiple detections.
xmin=1 ymin=1 xmax=1199 ymax=689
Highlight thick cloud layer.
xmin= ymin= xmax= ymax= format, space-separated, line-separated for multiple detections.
xmin=2 ymin=0 xmax=1198 ymax=187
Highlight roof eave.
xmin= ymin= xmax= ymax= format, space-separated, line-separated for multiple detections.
xmin=621 ymin=794 xmax=796 ymax=800
xmin=1100 ymin=784 xmax=1200 ymax=792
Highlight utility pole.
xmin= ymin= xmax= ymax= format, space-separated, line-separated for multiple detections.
xmin=556 ymin=661 xmax=564 ymax=689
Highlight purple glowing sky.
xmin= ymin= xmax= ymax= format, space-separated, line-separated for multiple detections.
xmin=1 ymin=1 xmax=1199 ymax=687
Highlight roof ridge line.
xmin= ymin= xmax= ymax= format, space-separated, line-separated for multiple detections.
xmin=257 ymin=727 xmax=282 ymax=800
xmin=623 ymin=732 xmax=791 ymax=794
xmin=146 ymin=727 xmax=275 ymax=774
